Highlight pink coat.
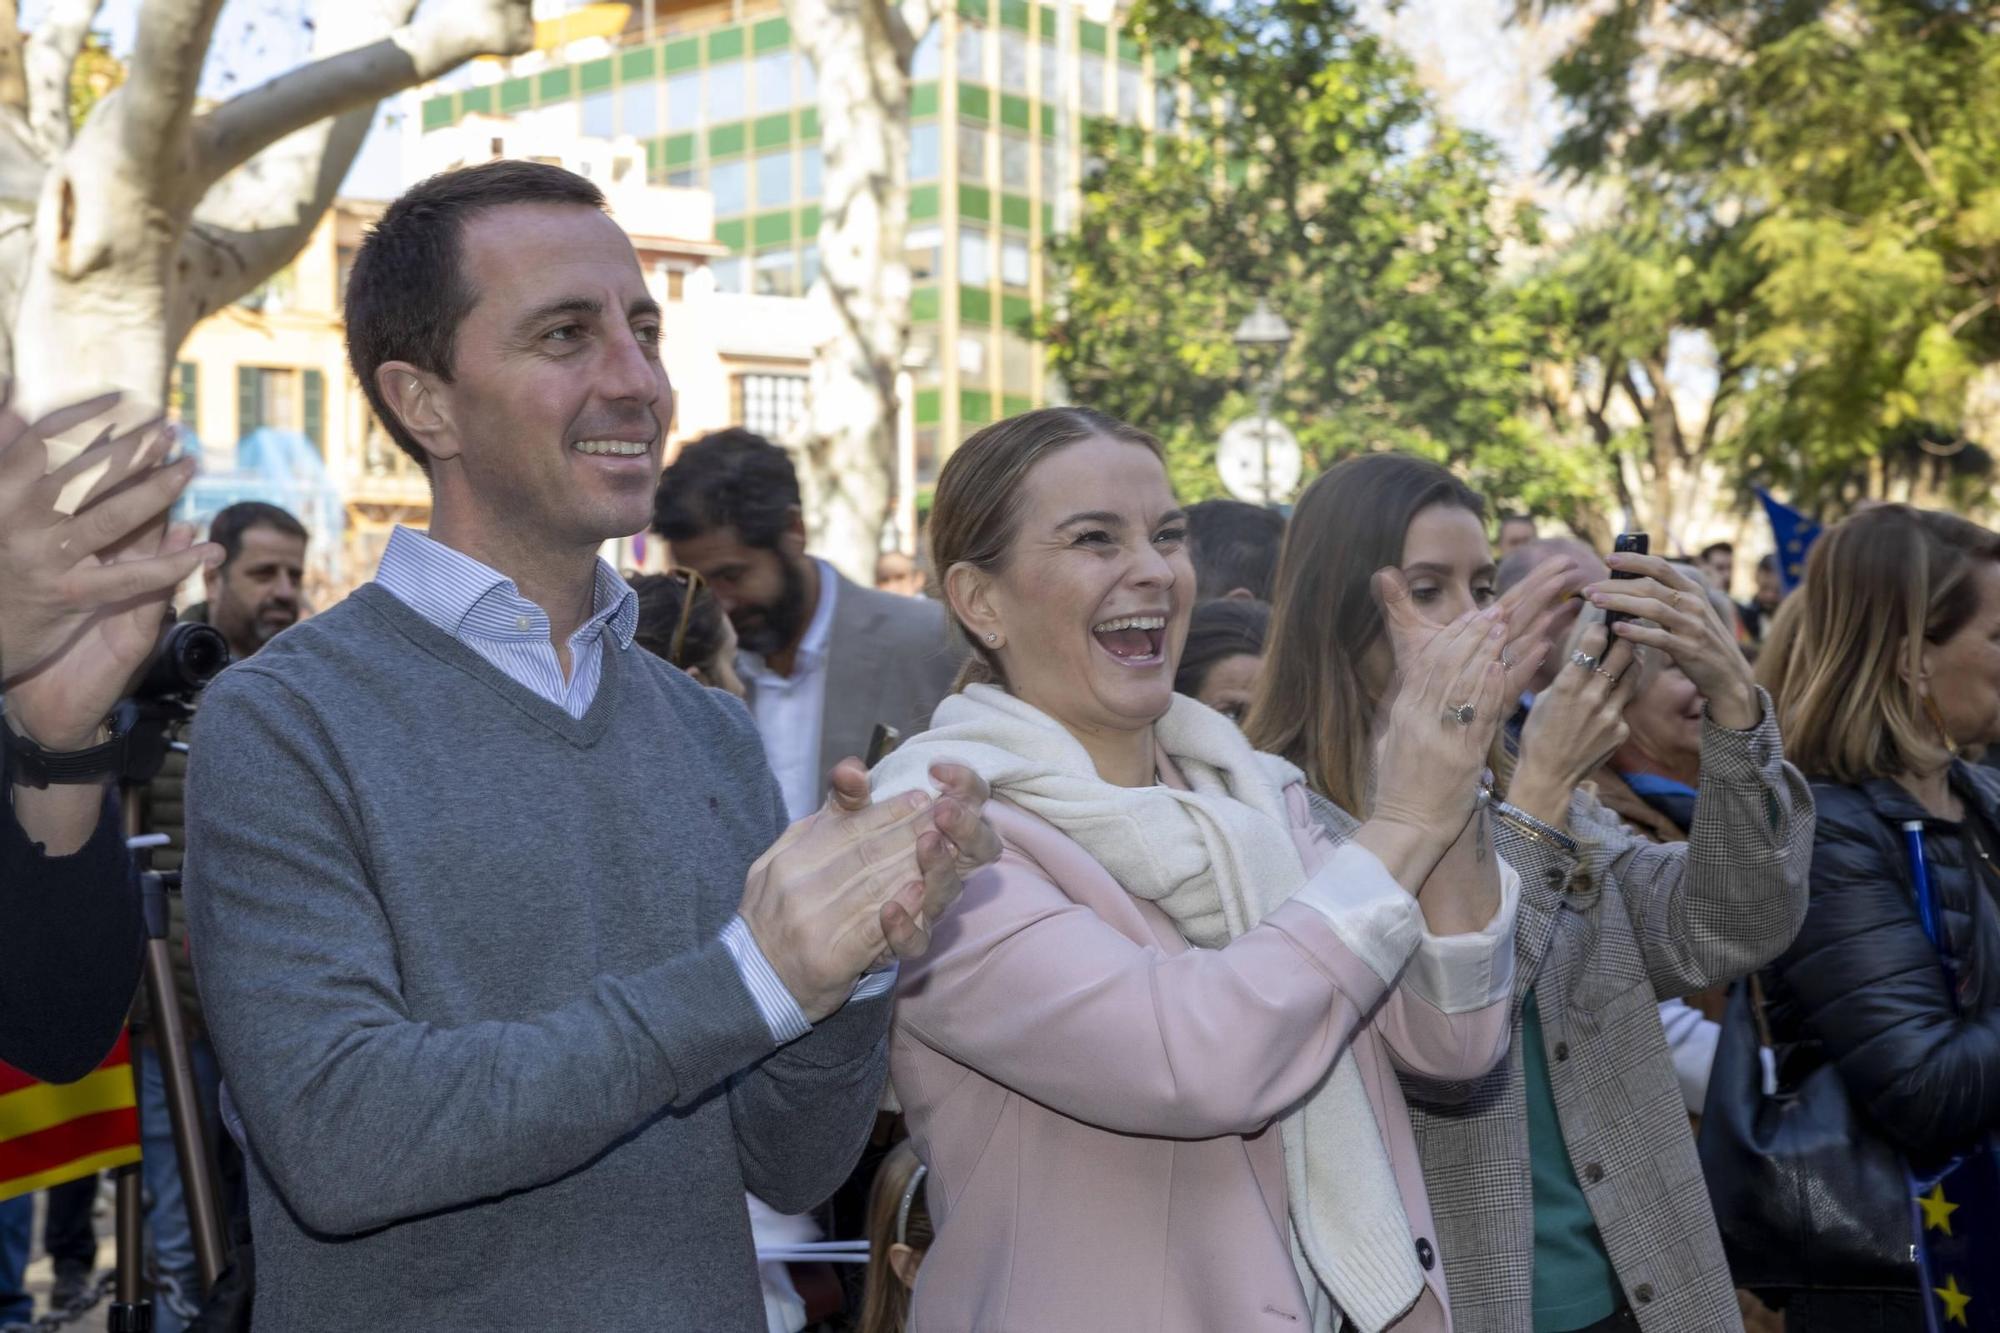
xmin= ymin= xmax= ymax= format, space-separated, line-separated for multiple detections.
xmin=890 ymin=783 xmax=1516 ymax=1333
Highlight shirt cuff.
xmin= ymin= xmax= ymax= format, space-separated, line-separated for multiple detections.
xmin=720 ymin=915 xmax=811 ymax=1045
xmin=1400 ymin=859 xmax=1520 ymax=1015
xmin=851 ymin=965 xmax=899 ymax=1003
xmin=1291 ymin=842 xmax=1425 ymax=987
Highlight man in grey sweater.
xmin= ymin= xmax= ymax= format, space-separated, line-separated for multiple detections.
xmin=182 ymin=161 xmax=995 ymax=1331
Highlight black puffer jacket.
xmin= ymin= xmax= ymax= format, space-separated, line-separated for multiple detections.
xmin=1762 ymin=762 xmax=2000 ymax=1165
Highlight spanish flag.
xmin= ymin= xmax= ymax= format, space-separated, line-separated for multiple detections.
xmin=0 ymin=1032 xmax=141 ymax=1203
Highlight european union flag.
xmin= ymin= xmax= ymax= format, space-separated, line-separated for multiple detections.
xmin=1755 ymin=488 xmax=1822 ymax=592
xmin=1914 ymin=1162 xmax=2000 ymax=1331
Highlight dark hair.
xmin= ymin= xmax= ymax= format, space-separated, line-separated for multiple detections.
xmin=1174 ymin=599 xmax=1271 ymax=699
xmin=629 ymin=573 xmax=730 ymax=673
xmin=1498 ymin=512 xmax=1535 ymax=531
xmin=345 ymin=160 xmax=609 ymax=474
xmin=1756 ymin=553 xmax=1779 ymax=575
xmin=930 ymin=407 xmax=1165 ymax=690
xmin=209 ymin=502 xmax=307 ymax=569
xmin=651 ymin=428 xmax=802 ymax=550
xmin=1185 ymin=499 xmax=1286 ymax=602
xmin=1700 ymin=541 xmax=1734 ymax=561
xmin=1244 ymin=453 xmax=1486 ymax=815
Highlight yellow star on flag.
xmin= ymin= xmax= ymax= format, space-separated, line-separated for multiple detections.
xmin=1920 ymin=1182 xmax=1960 ymax=1235
xmin=1935 ymin=1273 xmax=1971 ymax=1328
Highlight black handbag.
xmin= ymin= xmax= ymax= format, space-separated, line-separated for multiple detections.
xmin=1696 ymin=975 xmax=1920 ymax=1296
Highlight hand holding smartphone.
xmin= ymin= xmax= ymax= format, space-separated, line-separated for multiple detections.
xmin=1603 ymin=532 xmax=1649 ymax=635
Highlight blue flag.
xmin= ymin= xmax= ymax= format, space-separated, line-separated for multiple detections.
xmin=1755 ymin=488 xmax=1822 ymax=592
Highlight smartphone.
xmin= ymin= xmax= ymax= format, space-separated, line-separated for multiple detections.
xmin=865 ymin=723 xmax=902 ymax=767
xmin=1604 ymin=532 xmax=1649 ymax=635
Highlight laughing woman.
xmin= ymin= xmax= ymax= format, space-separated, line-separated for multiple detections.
xmin=871 ymin=408 xmax=1574 ymax=1333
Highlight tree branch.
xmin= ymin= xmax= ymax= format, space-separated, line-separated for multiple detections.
xmin=191 ymin=0 xmax=532 ymax=189
xmin=23 ymin=0 xmax=103 ymax=154
xmin=170 ymin=106 xmax=373 ymax=343
xmin=120 ymin=0 xmax=227 ymax=196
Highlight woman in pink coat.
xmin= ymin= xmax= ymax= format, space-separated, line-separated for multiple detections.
xmin=870 ymin=407 xmax=1577 ymax=1333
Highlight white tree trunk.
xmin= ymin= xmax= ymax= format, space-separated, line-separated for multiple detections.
xmin=787 ymin=0 xmax=938 ymax=583
xmin=0 ymin=0 xmax=532 ymax=456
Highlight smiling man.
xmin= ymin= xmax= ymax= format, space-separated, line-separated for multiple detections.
xmin=181 ymin=161 xmax=996 ymax=1331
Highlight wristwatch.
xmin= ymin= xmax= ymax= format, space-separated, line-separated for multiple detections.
xmin=2 ymin=711 xmax=124 ymax=788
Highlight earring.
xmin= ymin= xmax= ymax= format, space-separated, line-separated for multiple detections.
xmin=985 ymin=632 xmax=999 ymax=645
xmin=1922 ymin=691 xmax=1960 ymax=758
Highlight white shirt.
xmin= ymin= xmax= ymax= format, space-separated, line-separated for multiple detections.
xmin=741 ymin=559 xmax=839 ymax=822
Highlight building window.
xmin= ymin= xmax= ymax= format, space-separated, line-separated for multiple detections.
xmin=709 ymin=61 xmax=746 ymax=122
xmin=582 ymin=89 xmax=614 ymax=138
xmin=710 ymin=158 xmax=748 ymax=215
xmin=711 ymin=256 xmax=746 ymax=293
xmin=915 ymin=425 xmax=940 ymax=483
xmin=736 ymin=373 xmax=808 ymax=437
xmin=236 ymin=366 xmax=324 ymax=452
xmin=958 ymin=224 xmax=990 ymax=286
xmin=1079 ymin=56 xmax=1104 ymax=116
xmin=906 ymin=224 xmax=943 ymax=282
xmin=1000 ymin=30 xmax=1028 ymax=92
xmin=911 ymin=122 xmax=941 ymax=179
xmin=799 ymin=51 xmax=818 ymax=102
xmin=667 ymin=168 xmax=696 ymax=188
xmin=1002 ymin=331 xmax=1036 ymax=390
xmin=1000 ymin=132 xmax=1030 ymax=190
xmin=1156 ymin=82 xmax=1178 ymax=131
xmin=620 ymin=81 xmax=658 ymax=137
xmin=667 ymin=70 xmax=701 ymax=128
xmin=958 ymin=121 xmax=988 ymax=182
xmin=1118 ymin=64 xmax=1142 ymax=124
xmin=755 ymin=149 xmax=792 ymax=207
xmin=754 ymin=247 xmax=798 ymax=296
xmin=957 ymin=331 xmax=990 ymax=377
xmin=1001 ymin=235 xmax=1030 ymax=289
xmin=1039 ymin=41 xmax=1061 ymax=99
xmin=1040 ymin=136 xmax=1063 ymax=192
xmin=172 ymin=361 xmax=198 ymax=433
xmin=957 ymin=24 xmax=984 ymax=82
xmin=801 ymin=242 xmax=820 ymax=290
xmin=754 ymin=50 xmax=793 ymax=112
xmin=801 ymin=143 xmax=823 ymax=200
xmin=914 ymin=23 xmax=943 ymax=79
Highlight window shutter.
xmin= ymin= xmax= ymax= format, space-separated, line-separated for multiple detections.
xmin=174 ymin=362 xmax=198 ymax=436
xmin=237 ymin=366 xmax=260 ymax=441
xmin=303 ymin=369 xmax=325 ymax=453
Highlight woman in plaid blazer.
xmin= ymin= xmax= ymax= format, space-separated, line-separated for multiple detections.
xmin=1249 ymin=456 xmax=1813 ymax=1333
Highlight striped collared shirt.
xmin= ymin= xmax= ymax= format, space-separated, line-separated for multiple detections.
xmin=373 ymin=526 xmax=637 ymax=720
xmin=371 ymin=525 xmax=884 ymax=1044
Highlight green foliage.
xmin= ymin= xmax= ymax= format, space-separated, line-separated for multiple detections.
xmin=1039 ymin=0 xmax=1604 ymax=526
xmin=70 ymin=31 xmax=125 ymax=132
xmin=1539 ymin=0 xmax=2000 ymax=514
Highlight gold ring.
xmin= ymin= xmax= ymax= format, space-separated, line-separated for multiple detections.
xmin=1670 ymin=590 xmax=1685 ymax=611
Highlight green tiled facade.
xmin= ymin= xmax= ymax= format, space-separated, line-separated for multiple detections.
xmin=418 ymin=1 xmax=1176 ymax=477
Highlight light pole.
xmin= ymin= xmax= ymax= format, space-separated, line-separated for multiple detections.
xmin=1233 ymin=298 xmax=1292 ymax=508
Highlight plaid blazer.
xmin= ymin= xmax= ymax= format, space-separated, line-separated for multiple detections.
xmin=1401 ymin=689 xmax=1814 ymax=1333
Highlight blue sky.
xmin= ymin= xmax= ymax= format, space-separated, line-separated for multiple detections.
xmin=24 ymin=0 xmax=407 ymax=198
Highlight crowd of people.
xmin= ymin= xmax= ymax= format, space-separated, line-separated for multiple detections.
xmin=2 ymin=156 xmax=1998 ymax=1333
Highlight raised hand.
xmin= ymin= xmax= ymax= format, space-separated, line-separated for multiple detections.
xmin=739 ymin=757 xmax=1000 ymax=1021
xmin=1509 ymin=621 xmax=1640 ymax=827
xmin=1 ymin=392 xmax=223 ymax=750
xmin=1493 ymin=556 xmax=1585 ymax=699
xmin=1588 ymin=552 xmax=1759 ymax=730
xmin=1371 ymin=568 xmax=1510 ymax=842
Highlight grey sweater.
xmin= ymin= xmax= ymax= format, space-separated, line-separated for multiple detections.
xmin=183 ymin=583 xmax=890 ymax=1331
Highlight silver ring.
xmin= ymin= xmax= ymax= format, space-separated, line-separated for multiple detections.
xmin=1570 ymin=649 xmax=1599 ymax=672
xmin=1444 ymin=703 xmax=1477 ymax=727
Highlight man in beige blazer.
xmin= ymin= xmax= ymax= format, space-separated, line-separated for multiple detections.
xmin=653 ymin=428 xmax=964 ymax=820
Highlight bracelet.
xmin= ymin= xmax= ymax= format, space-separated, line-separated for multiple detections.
xmin=1491 ymin=799 xmax=1579 ymax=857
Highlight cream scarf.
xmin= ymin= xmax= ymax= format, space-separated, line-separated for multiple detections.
xmin=872 ymin=685 xmax=1427 ymax=1332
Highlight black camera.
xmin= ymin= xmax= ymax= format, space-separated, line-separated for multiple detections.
xmin=113 ymin=618 xmax=230 ymax=785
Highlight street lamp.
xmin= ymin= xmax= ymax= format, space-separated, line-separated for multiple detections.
xmin=1233 ymin=299 xmax=1292 ymax=508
